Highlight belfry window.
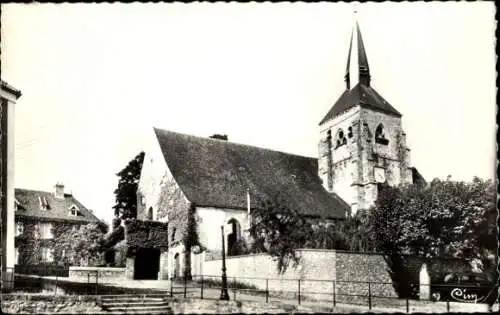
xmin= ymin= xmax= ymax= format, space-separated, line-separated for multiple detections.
xmin=347 ymin=126 xmax=353 ymax=139
xmin=375 ymin=124 xmax=389 ymax=145
xmin=336 ymin=129 xmax=347 ymax=148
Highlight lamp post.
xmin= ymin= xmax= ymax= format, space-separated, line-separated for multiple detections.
xmin=220 ymin=225 xmax=229 ymax=300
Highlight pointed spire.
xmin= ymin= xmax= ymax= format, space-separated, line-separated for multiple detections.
xmin=343 ymin=4 xmax=371 ymax=90
xmin=344 ymin=29 xmax=354 ymax=90
xmin=356 ymin=21 xmax=371 ymax=86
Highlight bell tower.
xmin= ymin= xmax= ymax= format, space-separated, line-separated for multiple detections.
xmin=318 ymin=18 xmax=413 ymax=216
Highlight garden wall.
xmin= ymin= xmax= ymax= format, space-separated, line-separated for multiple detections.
xmin=69 ymin=267 xmax=126 ymax=282
xmin=201 ymin=249 xmax=396 ymax=301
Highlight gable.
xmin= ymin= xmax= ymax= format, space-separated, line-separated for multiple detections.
xmin=153 ymin=128 xmax=349 ymax=219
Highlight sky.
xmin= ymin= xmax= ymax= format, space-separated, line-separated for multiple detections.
xmin=1 ymin=2 xmax=496 ymax=226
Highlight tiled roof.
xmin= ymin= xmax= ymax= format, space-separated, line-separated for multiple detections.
xmin=319 ymin=83 xmax=402 ymax=125
xmin=14 ymin=188 xmax=101 ymax=223
xmin=154 ymin=128 xmax=349 ymax=219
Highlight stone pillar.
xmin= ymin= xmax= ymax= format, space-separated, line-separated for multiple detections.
xmin=125 ymin=257 xmax=135 ymax=280
xmin=419 ymin=263 xmax=430 ymax=300
xmin=158 ymin=251 xmax=169 ymax=280
xmin=1 ymin=82 xmax=21 ymax=291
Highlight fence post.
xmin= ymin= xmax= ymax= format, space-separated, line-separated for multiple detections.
xmin=406 ymin=297 xmax=409 ymax=313
xmin=183 ymin=276 xmax=187 ymax=298
xmin=87 ymin=273 xmax=90 ymax=295
xmin=298 ymin=279 xmax=301 ymax=305
xmin=266 ymin=279 xmax=269 ymax=303
xmin=95 ymin=271 xmax=99 ymax=295
xmin=233 ymin=277 xmax=236 ymax=301
xmin=55 ymin=276 xmax=58 ymax=295
xmin=200 ymin=275 xmax=204 ymax=299
xmin=333 ymin=280 xmax=336 ymax=307
xmin=170 ymin=279 xmax=173 ymax=297
xmin=368 ymin=282 xmax=372 ymax=310
xmin=446 ymin=300 xmax=450 ymax=312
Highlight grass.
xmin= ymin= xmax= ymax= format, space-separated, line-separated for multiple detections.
xmin=194 ymin=277 xmax=260 ymax=291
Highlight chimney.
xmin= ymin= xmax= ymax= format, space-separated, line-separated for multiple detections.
xmin=54 ymin=182 xmax=65 ymax=199
xmin=209 ymin=134 xmax=228 ymax=141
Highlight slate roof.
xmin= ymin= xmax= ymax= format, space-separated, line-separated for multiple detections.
xmin=14 ymin=188 xmax=102 ymax=224
xmin=319 ymin=83 xmax=402 ymax=125
xmin=154 ymin=128 xmax=349 ymax=219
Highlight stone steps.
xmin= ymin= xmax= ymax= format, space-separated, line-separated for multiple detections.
xmin=100 ymin=295 xmax=172 ymax=314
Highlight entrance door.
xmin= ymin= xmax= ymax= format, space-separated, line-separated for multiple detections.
xmin=173 ymin=253 xmax=180 ymax=279
xmin=134 ymin=248 xmax=161 ymax=280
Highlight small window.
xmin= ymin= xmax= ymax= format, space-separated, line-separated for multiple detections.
xmin=40 ymin=247 xmax=54 ymax=263
xmin=39 ymin=196 xmax=49 ymax=210
xmin=14 ymin=247 xmax=19 ymax=265
xmin=39 ymin=223 xmax=53 ymax=239
xmin=347 ymin=126 xmax=353 ymax=138
xmin=171 ymin=227 xmax=177 ymax=242
xmin=375 ymin=124 xmax=389 ymax=145
xmin=16 ymin=222 xmax=24 ymax=236
xmin=69 ymin=205 xmax=80 ymax=216
xmin=148 ymin=207 xmax=153 ymax=220
xmin=336 ymin=129 xmax=347 ymax=148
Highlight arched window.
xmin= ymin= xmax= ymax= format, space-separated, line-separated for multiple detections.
xmin=336 ymin=129 xmax=347 ymax=148
xmin=148 ymin=207 xmax=153 ymax=220
xmin=347 ymin=126 xmax=353 ymax=139
xmin=171 ymin=227 xmax=177 ymax=242
xmin=375 ymin=123 xmax=389 ymax=145
xmin=227 ymin=218 xmax=241 ymax=256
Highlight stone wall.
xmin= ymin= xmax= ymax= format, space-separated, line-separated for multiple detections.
xmin=335 ymin=251 xmax=396 ymax=301
xmin=69 ymin=266 xmax=126 ymax=282
xmin=201 ymin=249 xmax=396 ymax=301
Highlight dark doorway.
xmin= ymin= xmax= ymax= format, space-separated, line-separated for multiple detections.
xmin=134 ymin=248 xmax=160 ymax=280
xmin=173 ymin=253 xmax=180 ymax=279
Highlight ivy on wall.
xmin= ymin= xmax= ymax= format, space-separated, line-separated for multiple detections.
xmin=14 ymin=219 xmax=84 ymax=266
xmin=124 ymin=219 xmax=168 ymax=257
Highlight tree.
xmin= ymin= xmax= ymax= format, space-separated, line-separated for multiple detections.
xmin=249 ymin=193 xmax=310 ymax=274
xmin=372 ymin=177 xmax=496 ymax=261
xmin=113 ymin=151 xmax=145 ymax=220
xmin=56 ymin=223 xmax=106 ymax=266
xmin=370 ymin=177 xmax=497 ymax=297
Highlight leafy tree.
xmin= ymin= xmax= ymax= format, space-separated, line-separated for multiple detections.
xmin=56 ymin=223 xmax=106 ymax=266
xmin=113 ymin=151 xmax=145 ymax=220
xmin=370 ymin=177 xmax=497 ymax=297
xmin=249 ymin=193 xmax=310 ymax=274
xmin=249 ymin=194 xmax=379 ymax=273
xmin=372 ymin=177 xmax=496 ymax=261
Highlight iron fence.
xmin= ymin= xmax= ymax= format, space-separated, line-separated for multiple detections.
xmin=169 ymin=274 xmax=498 ymax=313
xmin=2 ymin=269 xmax=497 ymax=313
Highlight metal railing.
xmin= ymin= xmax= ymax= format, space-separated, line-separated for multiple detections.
xmin=169 ymin=274 xmax=498 ymax=313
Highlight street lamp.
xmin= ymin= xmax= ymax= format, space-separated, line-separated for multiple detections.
xmin=220 ymin=225 xmax=229 ymax=300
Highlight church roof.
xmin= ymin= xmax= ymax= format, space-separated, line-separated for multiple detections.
xmin=319 ymin=83 xmax=401 ymax=125
xmin=154 ymin=128 xmax=349 ymax=219
xmin=320 ymin=21 xmax=402 ymax=125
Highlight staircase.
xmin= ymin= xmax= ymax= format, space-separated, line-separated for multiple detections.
xmin=100 ymin=295 xmax=172 ymax=314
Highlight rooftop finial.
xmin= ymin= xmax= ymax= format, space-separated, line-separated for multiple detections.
xmin=353 ymin=1 xmax=360 ymax=16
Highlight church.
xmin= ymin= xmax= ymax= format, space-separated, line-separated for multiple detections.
xmin=128 ymin=22 xmax=424 ymax=280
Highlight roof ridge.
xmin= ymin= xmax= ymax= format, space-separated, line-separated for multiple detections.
xmin=153 ymin=127 xmax=318 ymax=161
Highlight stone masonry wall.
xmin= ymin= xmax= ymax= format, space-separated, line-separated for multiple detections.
xmin=335 ymin=251 xmax=397 ymax=302
xmin=201 ymin=249 xmax=396 ymax=301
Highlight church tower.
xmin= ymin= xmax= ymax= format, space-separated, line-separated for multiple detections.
xmin=318 ymin=21 xmax=413 ymax=216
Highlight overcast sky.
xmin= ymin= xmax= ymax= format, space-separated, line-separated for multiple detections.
xmin=2 ymin=2 xmax=496 ymax=225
